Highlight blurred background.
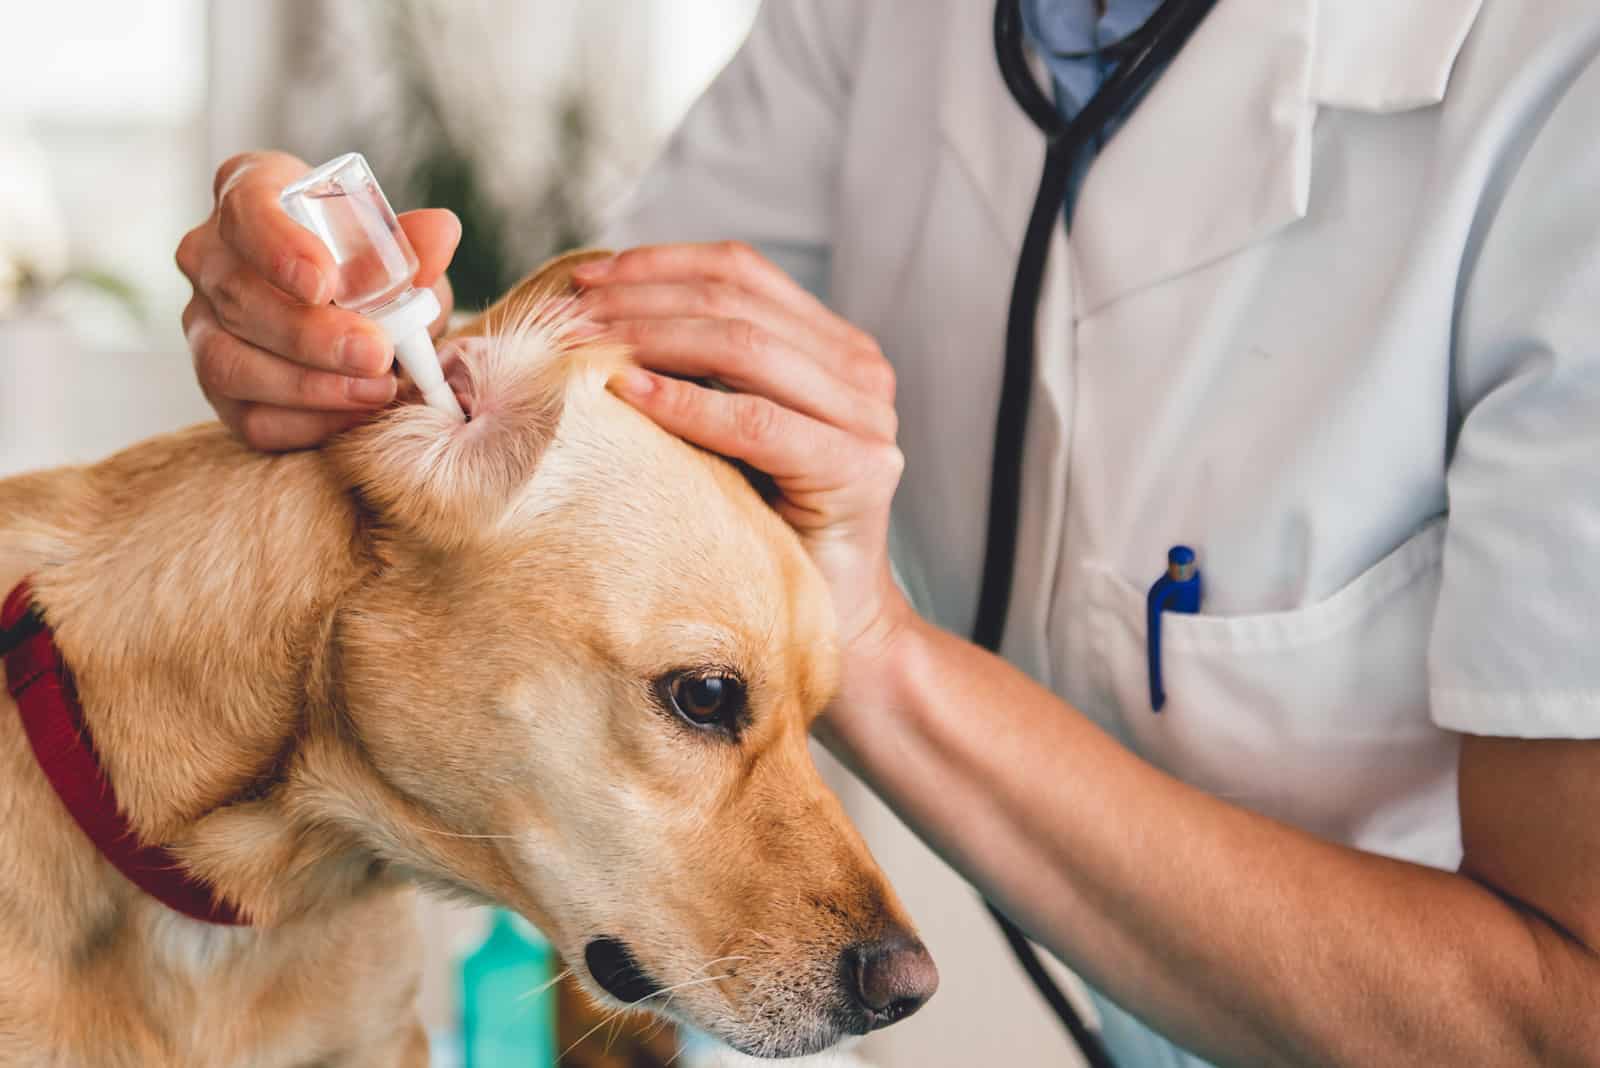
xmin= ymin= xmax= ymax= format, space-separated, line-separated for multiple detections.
xmin=1 ymin=2 xmax=1086 ymax=1065
xmin=0 ymin=0 xmax=759 ymax=473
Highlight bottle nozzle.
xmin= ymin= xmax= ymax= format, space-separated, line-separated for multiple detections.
xmin=374 ymin=288 xmax=465 ymax=421
xmin=280 ymin=153 xmax=465 ymax=422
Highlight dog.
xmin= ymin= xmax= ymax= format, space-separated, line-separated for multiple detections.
xmin=0 ymin=251 xmax=936 ymax=1065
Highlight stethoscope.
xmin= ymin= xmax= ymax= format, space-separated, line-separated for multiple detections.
xmin=978 ymin=2 xmax=1218 ymax=1065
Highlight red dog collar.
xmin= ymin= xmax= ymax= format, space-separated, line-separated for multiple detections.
xmin=1 ymin=580 xmax=244 ymax=925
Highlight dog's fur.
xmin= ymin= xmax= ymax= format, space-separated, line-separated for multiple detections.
xmin=0 ymin=252 xmax=927 ymax=1065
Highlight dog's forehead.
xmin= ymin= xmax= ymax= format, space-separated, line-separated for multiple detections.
xmin=493 ymin=390 xmax=838 ymax=698
xmin=499 ymin=392 xmax=802 ymax=598
xmin=501 ymin=401 xmax=763 ymax=557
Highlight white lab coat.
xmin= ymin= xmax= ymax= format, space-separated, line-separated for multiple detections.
xmin=604 ymin=2 xmax=1600 ymax=1063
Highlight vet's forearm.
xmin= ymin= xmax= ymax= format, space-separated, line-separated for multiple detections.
xmin=823 ymin=617 xmax=1600 ymax=1067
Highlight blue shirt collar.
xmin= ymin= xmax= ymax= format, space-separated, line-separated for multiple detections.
xmin=1020 ymin=0 xmax=1165 ymax=118
xmin=1020 ymin=0 xmax=1164 ymax=57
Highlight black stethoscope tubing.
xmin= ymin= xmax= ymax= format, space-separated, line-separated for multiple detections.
xmin=978 ymin=2 xmax=1218 ymax=1066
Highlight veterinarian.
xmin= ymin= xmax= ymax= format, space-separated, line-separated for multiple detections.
xmin=178 ymin=1 xmax=1600 ymax=1064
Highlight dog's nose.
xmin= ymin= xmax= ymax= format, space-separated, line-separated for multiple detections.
xmin=841 ymin=932 xmax=939 ymax=1029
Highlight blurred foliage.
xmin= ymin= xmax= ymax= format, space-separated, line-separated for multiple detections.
xmin=538 ymin=93 xmax=602 ymax=259
xmin=376 ymin=0 xmax=602 ymax=312
xmin=6 ymin=263 xmax=145 ymax=324
xmin=281 ymin=0 xmax=627 ymax=312
xmin=59 ymin=268 xmax=146 ymax=322
xmin=404 ymin=143 xmax=512 ymax=312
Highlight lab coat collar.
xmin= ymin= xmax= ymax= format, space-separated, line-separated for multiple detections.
xmin=938 ymin=0 xmax=1484 ymax=316
xmin=1313 ymin=1 xmax=1486 ymax=112
xmin=936 ymin=0 xmax=1048 ymax=255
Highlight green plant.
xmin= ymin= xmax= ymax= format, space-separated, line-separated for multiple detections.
xmin=369 ymin=0 xmax=604 ymax=312
xmin=5 ymin=263 xmax=144 ymax=323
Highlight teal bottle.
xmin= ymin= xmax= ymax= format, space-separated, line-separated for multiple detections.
xmin=460 ymin=909 xmax=559 ymax=1068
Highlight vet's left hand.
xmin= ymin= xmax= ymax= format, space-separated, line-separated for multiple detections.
xmin=575 ymin=242 xmax=910 ymax=657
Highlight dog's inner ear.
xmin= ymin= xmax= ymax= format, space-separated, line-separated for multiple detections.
xmin=328 ymin=316 xmax=570 ymax=550
xmin=327 ymin=354 xmax=563 ymax=551
xmin=325 ymin=249 xmax=618 ymax=550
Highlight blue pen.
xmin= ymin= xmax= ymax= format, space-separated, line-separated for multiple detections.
xmin=1146 ymin=546 xmax=1202 ymax=713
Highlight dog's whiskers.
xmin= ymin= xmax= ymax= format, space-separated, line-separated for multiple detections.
xmin=640 ymin=1011 xmax=675 ymax=1046
xmin=737 ymin=927 xmax=780 ymax=950
xmin=605 ymin=1006 xmax=626 ymax=1055
xmin=515 ymin=965 xmax=572 ymax=1004
xmin=686 ymin=953 xmax=749 ymax=977
xmin=617 ymin=967 xmax=721 ymax=1059
xmin=560 ymin=973 xmax=732 ymax=1063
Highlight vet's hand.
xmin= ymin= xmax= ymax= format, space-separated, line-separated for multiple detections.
xmin=575 ymin=241 xmax=910 ymax=655
xmin=177 ymin=151 xmax=461 ymax=450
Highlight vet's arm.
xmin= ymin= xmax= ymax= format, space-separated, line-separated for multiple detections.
xmin=177 ymin=151 xmax=460 ymax=450
xmin=834 ymin=619 xmax=1600 ymax=1066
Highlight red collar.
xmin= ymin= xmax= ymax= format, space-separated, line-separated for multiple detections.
xmin=1 ymin=580 xmax=245 ymax=926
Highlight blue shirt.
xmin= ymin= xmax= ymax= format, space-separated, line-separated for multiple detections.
xmin=1021 ymin=0 xmax=1164 ymax=122
xmin=1020 ymin=0 xmax=1167 ymax=218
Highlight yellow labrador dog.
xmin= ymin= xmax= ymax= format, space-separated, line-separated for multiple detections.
xmin=0 ymin=252 xmax=935 ymax=1066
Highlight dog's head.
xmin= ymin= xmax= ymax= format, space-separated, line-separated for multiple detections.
xmin=319 ymin=253 xmax=935 ymax=1055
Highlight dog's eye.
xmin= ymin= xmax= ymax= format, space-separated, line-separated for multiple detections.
xmin=661 ymin=672 xmax=746 ymax=733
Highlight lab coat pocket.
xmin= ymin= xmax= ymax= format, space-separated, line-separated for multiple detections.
xmin=1085 ymin=521 xmax=1460 ymax=867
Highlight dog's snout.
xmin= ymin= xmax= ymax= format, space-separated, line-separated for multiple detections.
xmin=840 ymin=932 xmax=938 ymax=1030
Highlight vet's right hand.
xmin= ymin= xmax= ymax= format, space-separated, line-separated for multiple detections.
xmin=576 ymin=242 xmax=910 ymax=664
xmin=177 ymin=151 xmax=461 ymax=450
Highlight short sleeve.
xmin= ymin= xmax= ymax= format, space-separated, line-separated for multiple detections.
xmin=1430 ymin=50 xmax=1600 ymax=738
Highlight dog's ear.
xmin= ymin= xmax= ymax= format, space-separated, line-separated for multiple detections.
xmin=325 ymin=249 xmax=615 ymax=550
xmin=447 ymin=248 xmax=614 ymax=343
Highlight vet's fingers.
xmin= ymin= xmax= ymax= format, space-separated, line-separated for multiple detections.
xmin=211 ymin=151 xmax=333 ymax=304
xmin=609 ymin=369 xmax=869 ymax=490
xmin=578 ymin=281 xmax=836 ymax=371
xmin=398 ymin=209 xmax=462 ymax=289
xmin=608 ymin=317 xmax=896 ymax=443
xmin=428 ymin=274 xmax=454 ymax=339
xmin=187 ymin=297 xmax=397 ymax=412
xmin=576 ymin=246 xmax=896 ymax=402
xmin=190 ymin=238 xmax=392 ymax=375
xmin=220 ymin=399 xmax=371 ymax=453
xmin=574 ymin=242 xmax=858 ymax=345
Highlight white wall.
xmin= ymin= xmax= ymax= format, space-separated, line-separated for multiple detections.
xmin=0 ymin=0 xmax=211 ymax=352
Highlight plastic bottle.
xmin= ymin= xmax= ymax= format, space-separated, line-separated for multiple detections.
xmin=279 ymin=152 xmax=464 ymax=420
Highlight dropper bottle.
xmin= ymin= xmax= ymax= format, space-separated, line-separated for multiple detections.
xmin=280 ymin=152 xmax=464 ymax=420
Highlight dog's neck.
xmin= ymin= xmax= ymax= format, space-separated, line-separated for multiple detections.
xmin=15 ymin=425 xmax=395 ymax=922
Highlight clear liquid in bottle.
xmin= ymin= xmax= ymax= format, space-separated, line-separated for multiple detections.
xmin=281 ymin=153 xmax=419 ymax=315
xmin=280 ymin=152 xmax=464 ymax=420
